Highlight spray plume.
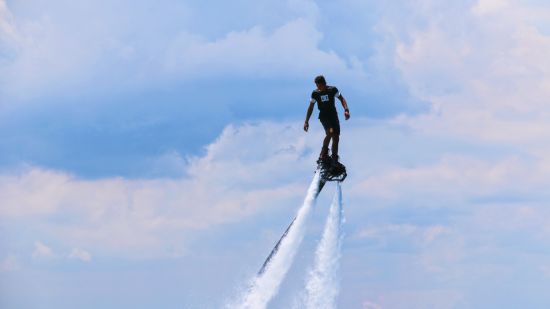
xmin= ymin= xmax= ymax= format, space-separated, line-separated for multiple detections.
xmin=303 ymin=183 xmax=344 ymax=309
xmin=233 ymin=172 xmax=321 ymax=309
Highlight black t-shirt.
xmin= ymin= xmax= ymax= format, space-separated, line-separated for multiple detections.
xmin=310 ymin=86 xmax=341 ymax=120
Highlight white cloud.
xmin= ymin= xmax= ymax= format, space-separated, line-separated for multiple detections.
xmin=2 ymin=114 xmax=550 ymax=262
xmin=0 ymin=0 xmax=367 ymax=104
xmin=351 ymin=155 xmax=549 ymax=201
xmin=371 ymin=289 xmax=465 ymax=309
xmin=0 ymin=0 xmax=185 ymax=101
xmin=164 ymin=18 xmax=366 ymax=82
xmin=68 ymin=248 xmax=92 ymax=262
xmin=287 ymin=0 xmax=319 ymax=22
xmin=472 ymin=0 xmax=509 ymax=15
xmin=32 ymin=241 xmax=55 ymax=259
xmin=0 ymin=0 xmax=19 ymax=46
xmin=0 ymin=168 xmax=71 ymax=217
xmin=392 ymin=0 xmax=550 ymax=147
xmin=362 ymin=301 xmax=383 ymax=309
xmin=355 ymin=224 xmax=450 ymax=247
xmin=541 ymin=265 xmax=550 ymax=278
xmin=423 ymin=225 xmax=449 ymax=245
xmin=0 ymin=121 xmax=321 ymax=258
xmin=0 ymin=254 xmax=21 ymax=272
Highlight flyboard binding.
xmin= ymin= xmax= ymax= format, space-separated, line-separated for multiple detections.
xmin=317 ymin=156 xmax=347 ymax=192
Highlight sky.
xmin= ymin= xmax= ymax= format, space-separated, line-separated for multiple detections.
xmin=1 ymin=0 xmax=550 ymax=308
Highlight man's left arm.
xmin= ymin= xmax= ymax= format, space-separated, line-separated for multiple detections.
xmin=337 ymin=95 xmax=350 ymax=120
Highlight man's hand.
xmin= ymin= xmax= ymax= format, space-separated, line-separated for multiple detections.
xmin=338 ymin=95 xmax=350 ymax=120
xmin=304 ymin=121 xmax=309 ymax=132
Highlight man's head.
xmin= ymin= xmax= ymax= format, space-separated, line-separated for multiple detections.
xmin=314 ymin=75 xmax=327 ymax=91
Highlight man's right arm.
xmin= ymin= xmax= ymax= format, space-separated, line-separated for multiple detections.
xmin=304 ymin=102 xmax=314 ymax=132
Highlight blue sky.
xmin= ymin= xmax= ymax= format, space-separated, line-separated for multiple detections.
xmin=2 ymin=0 xmax=550 ymax=308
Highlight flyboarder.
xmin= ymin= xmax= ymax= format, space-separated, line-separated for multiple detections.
xmin=257 ymin=76 xmax=350 ymax=275
xmin=303 ymin=75 xmax=350 ymax=164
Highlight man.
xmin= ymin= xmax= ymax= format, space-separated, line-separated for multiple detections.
xmin=304 ymin=75 xmax=350 ymax=163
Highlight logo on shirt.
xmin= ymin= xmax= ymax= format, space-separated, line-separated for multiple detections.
xmin=320 ymin=95 xmax=329 ymax=102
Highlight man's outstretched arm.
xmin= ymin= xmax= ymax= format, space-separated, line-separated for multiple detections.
xmin=338 ymin=95 xmax=350 ymax=120
xmin=304 ymin=102 xmax=315 ymax=132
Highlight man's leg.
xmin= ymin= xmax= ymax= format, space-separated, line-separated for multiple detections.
xmin=319 ymin=118 xmax=332 ymax=161
xmin=331 ymin=134 xmax=339 ymax=160
xmin=330 ymin=120 xmax=341 ymax=161
xmin=320 ymin=129 xmax=331 ymax=160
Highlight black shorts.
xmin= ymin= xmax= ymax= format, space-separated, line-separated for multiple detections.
xmin=320 ymin=116 xmax=340 ymax=135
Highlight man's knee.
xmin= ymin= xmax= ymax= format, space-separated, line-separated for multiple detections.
xmin=326 ymin=127 xmax=338 ymax=136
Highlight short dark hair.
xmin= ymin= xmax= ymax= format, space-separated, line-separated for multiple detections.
xmin=314 ymin=75 xmax=326 ymax=85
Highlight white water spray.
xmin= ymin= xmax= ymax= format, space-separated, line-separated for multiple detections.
xmin=304 ymin=182 xmax=344 ymax=309
xmin=234 ymin=172 xmax=321 ymax=309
